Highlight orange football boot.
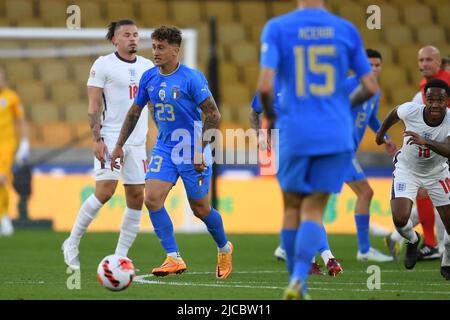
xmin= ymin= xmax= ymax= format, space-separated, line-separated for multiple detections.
xmin=152 ymin=256 xmax=187 ymax=277
xmin=216 ymin=242 xmax=233 ymax=279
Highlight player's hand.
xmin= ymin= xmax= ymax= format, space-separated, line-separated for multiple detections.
xmin=375 ymin=131 xmax=385 ymax=145
xmin=384 ymin=139 xmax=398 ymax=157
xmin=15 ymin=138 xmax=30 ymax=165
xmin=404 ymin=130 xmax=427 ymax=146
xmin=194 ymin=151 xmax=207 ymax=172
xmin=110 ymin=145 xmax=124 ymax=171
xmin=94 ymin=139 xmax=108 ymax=165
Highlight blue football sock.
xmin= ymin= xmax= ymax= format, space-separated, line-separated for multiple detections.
xmin=281 ymin=229 xmax=297 ymax=275
xmin=355 ymin=214 xmax=370 ymax=254
xmin=149 ymin=207 xmax=179 ymax=254
xmin=317 ymin=225 xmax=331 ymax=253
xmin=279 ymin=232 xmax=285 ymax=251
xmin=292 ymin=221 xmax=323 ymax=289
xmin=202 ymin=208 xmax=228 ymax=249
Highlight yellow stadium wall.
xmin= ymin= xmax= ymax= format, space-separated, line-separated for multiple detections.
xmin=8 ymin=175 xmax=395 ymax=234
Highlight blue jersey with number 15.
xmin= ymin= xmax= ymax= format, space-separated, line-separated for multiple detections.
xmin=260 ymin=8 xmax=372 ymax=156
xmin=134 ymin=64 xmax=212 ymax=149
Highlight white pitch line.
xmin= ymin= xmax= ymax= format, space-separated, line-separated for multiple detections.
xmin=133 ymin=277 xmax=450 ymax=296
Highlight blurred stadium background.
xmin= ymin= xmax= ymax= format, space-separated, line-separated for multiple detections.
xmin=0 ymin=0 xmax=449 ymax=234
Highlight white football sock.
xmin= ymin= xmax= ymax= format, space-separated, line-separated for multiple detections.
xmin=321 ymin=250 xmax=334 ymax=265
xmin=68 ymin=194 xmax=103 ymax=246
xmin=218 ymin=242 xmax=231 ymax=253
xmin=435 ymin=210 xmax=445 ymax=254
xmin=410 ymin=206 xmax=420 ymax=226
xmin=396 ymin=219 xmax=418 ymax=244
xmin=442 ymin=231 xmax=450 ymax=267
xmin=115 ymin=207 xmax=142 ymax=257
xmin=167 ymin=252 xmax=182 ymax=259
xmin=390 ymin=229 xmax=404 ymax=243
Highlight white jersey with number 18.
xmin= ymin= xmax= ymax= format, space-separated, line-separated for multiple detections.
xmin=396 ymin=102 xmax=450 ymax=177
xmin=87 ymin=52 xmax=154 ymax=145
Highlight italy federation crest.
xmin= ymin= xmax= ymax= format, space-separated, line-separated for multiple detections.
xmin=159 ymin=89 xmax=166 ymax=101
xmin=172 ymin=86 xmax=180 ymax=99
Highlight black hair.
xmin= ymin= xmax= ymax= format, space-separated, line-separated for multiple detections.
xmin=106 ymin=19 xmax=136 ymax=41
xmin=151 ymin=25 xmax=182 ymax=46
xmin=424 ymin=79 xmax=450 ymax=96
xmin=366 ymin=48 xmax=382 ymax=60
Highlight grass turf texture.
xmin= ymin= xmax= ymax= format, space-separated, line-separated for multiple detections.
xmin=0 ymin=231 xmax=448 ymax=300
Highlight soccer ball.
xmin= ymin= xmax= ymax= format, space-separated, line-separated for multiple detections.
xmin=97 ymin=255 xmax=135 ymax=291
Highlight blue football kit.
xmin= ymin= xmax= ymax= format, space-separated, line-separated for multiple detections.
xmin=134 ymin=63 xmax=213 ymax=200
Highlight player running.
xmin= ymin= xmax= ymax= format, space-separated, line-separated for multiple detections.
xmin=250 ymin=90 xmax=342 ymax=276
xmin=258 ymin=0 xmax=378 ymax=299
xmin=344 ymin=48 xmax=397 ymax=262
xmin=376 ymin=79 xmax=450 ymax=279
xmin=111 ymin=26 xmax=233 ymax=279
xmin=62 ymin=20 xmax=154 ymax=269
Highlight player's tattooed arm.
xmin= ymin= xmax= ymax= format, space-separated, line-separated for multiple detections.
xmin=351 ymin=73 xmax=379 ymax=107
xmin=249 ymin=109 xmax=261 ymax=131
xmin=116 ymin=103 xmax=144 ymax=147
xmin=406 ymin=133 xmax=450 ymax=158
xmin=199 ymin=96 xmax=221 ymax=148
xmin=376 ymin=107 xmax=400 ymax=145
xmin=87 ymin=86 xmax=104 ymax=142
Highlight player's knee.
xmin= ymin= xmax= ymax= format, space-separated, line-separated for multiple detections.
xmin=361 ymin=187 xmax=374 ymax=201
xmin=190 ymin=203 xmax=210 ymax=219
xmin=393 ymin=214 xmax=409 ymax=228
xmin=95 ymin=189 xmax=115 ymax=203
xmin=144 ymin=194 xmax=164 ymax=212
xmin=127 ymin=192 xmax=144 ymax=209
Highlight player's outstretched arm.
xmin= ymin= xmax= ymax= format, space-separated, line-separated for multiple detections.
xmin=110 ymin=103 xmax=144 ymax=170
xmin=376 ymin=107 xmax=400 ymax=145
xmin=405 ymin=133 xmax=450 ymax=158
xmin=88 ymin=86 xmax=108 ymax=165
xmin=350 ymin=73 xmax=378 ymax=107
xmin=257 ymin=68 xmax=276 ymax=124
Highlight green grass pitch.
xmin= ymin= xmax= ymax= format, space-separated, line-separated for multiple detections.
xmin=0 ymin=231 xmax=449 ymax=300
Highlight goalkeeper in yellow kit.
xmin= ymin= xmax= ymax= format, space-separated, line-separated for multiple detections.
xmin=0 ymin=67 xmax=29 ymax=236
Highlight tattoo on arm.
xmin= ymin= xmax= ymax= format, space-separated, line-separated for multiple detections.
xmin=88 ymin=111 xmax=102 ymax=142
xmin=249 ymin=109 xmax=261 ymax=131
xmin=260 ymin=92 xmax=276 ymax=120
xmin=116 ymin=104 xmax=143 ymax=147
xmin=199 ymin=96 xmax=221 ymax=148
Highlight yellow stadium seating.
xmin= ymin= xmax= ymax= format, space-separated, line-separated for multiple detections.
xmin=106 ymin=1 xmax=135 ymax=22
xmin=383 ymin=25 xmax=414 ymax=46
xmin=40 ymin=121 xmax=73 ymax=146
xmin=338 ymin=4 xmax=367 ymax=27
xmin=416 ymin=25 xmax=447 ymax=46
xmin=436 ymin=5 xmax=450 ymax=28
xmin=222 ymin=84 xmax=251 ymax=105
xmin=28 ymin=102 xmax=60 ymax=123
xmin=38 ymin=61 xmax=69 ymax=83
xmin=16 ymin=81 xmax=47 ymax=105
xmin=402 ymin=5 xmax=434 ymax=27
xmin=396 ymin=43 xmax=421 ymax=70
xmin=138 ymin=1 xmax=172 ymax=27
xmin=228 ymin=43 xmax=258 ymax=65
xmin=218 ymin=23 xmax=247 ymax=45
xmin=38 ymin=0 xmax=67 ymax=26
xmin=50 ymin=82 xmax=81 ymax=105
xmin=241 ymin=63 xmax=260 ymax=89
xmin=380 ymin=64 xmax=408 ymax=89
xmin=63 ymin=102 xmax=87 ymax=123
xmin=171 ymin=1 xmax=203 ymax=27
xmin=204 ymin=0 xmax=236 ymax=23
xmin=236 ymin=1 xmax=268 ymax=26
xmin=5 ymin=60 xmax=36 ymax=83
xmin=219 ymin=62 xmax=240 ymax=85
xmin=5 ymin=0 xmax=34 ymax=20
xmin=270 ymin=1 xmax=295 ymax=17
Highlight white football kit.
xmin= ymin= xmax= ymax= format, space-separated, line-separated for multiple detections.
xmin=87 ymin=52 xmax=154 ymax=184
xmin=392 ymin=102 xmax=450 ymax=206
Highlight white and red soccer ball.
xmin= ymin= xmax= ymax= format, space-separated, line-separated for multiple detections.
xmin=97 ymin=255 xmax=135 ymax=291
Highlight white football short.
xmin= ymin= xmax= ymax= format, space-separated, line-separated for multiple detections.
xmin=94 ymin=137 xmax=147 ymax=185
xmin=391 ymin=167 xmax=450 ymax=207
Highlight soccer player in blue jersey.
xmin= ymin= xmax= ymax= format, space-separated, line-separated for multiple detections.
xmin=257 ymin=0 xmax=379 ymax=299
xmin=344 ymin=48 xmax=397 ymax=262
xmin=250 ymin=91 xmax=342 ymax=276
xmin=111 ymin=26 xmax=233 ymax=279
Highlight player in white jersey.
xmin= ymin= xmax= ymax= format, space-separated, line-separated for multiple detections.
xmin=376 ymin=79 xmax=450 ymax=280
xmin=62 ymin=20 xmax=154 ymax=269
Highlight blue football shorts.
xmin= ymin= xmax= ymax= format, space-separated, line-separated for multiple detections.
xmin=277 ymin=149 xmax=352 ymax=194
xmin=145 ymin=143 xmax=212 ymax=200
